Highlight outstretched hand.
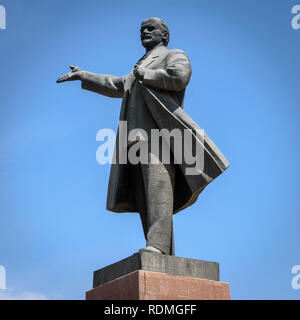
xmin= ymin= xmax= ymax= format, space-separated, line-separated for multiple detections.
xmin=56 ymin=65 xmax=83 ymax=83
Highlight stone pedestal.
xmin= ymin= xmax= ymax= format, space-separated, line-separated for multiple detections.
xmin=86 ymin=250 xmax=230 ymax=300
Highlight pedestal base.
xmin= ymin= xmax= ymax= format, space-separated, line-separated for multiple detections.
xmin=86 ymin=251 xmax=230 ymax=300
xmin=86 ymin=270 xmax=230 ymax=300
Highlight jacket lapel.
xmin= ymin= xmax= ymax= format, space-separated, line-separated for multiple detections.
xmin=139 ymin=46 xmax=167 ymax=68
xmin=125 ymin=46 xmax=168 ymax=90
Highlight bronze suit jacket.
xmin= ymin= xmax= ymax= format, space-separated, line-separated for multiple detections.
xmin=81 ymin=46 xmax=230 ymax=214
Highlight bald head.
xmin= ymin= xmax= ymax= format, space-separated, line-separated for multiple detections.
xmin=140 ymin=17 xmax=170 ymax=51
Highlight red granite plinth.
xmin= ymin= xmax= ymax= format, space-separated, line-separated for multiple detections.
xmin=86 ymin=270 xmax=230 ymax=300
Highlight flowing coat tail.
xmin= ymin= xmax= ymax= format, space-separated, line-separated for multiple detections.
xmin=106 ymin=83 xmax=230 ymax=214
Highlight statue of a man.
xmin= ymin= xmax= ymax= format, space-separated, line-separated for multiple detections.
xmin=57 ymin=17 xmax=229 ymax=256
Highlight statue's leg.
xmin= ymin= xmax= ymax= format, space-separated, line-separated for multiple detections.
xmin=140 ymin=151 xmax=175 ymax=255
xmin=170 ymin=222 xmax=175 ymax=256
xmin=130 ymin=149 xmax=175 ymax=255
xmin=131 ymin=162 xmax=148 ymax=239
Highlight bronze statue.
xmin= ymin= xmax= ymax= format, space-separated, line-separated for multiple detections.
xmin=57 ymin=17 xmax=229 ymax=256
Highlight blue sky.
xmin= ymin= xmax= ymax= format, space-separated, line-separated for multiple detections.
xmin=0 ymin=0 xmax=299 ymax=300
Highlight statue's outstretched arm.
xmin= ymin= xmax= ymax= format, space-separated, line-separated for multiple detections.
xmin=56 ymin=65 xmax=125 ymax=98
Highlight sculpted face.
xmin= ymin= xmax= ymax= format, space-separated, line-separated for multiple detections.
xmin=140 ymin=18 xmax=167 ymax=50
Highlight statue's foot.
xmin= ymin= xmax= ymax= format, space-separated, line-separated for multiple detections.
xmin=141 ymin=246 xmax=164 ymax=254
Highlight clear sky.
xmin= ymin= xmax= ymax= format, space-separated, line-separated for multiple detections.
xmin=0 ymin=0 xmax=300 ymax=300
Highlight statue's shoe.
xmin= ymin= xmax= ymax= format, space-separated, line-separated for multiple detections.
xmin=141 ymin=246 xmax=163 ymax=254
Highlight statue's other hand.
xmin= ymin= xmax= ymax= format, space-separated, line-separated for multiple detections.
xmin=56 ymin=65 xmax=83 ymax=83
xmin=133 ymin=65 xmax=146 ymax=80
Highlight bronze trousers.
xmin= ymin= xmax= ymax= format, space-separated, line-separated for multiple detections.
xmin=131 ymin=151 xmax=175 ymax=255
